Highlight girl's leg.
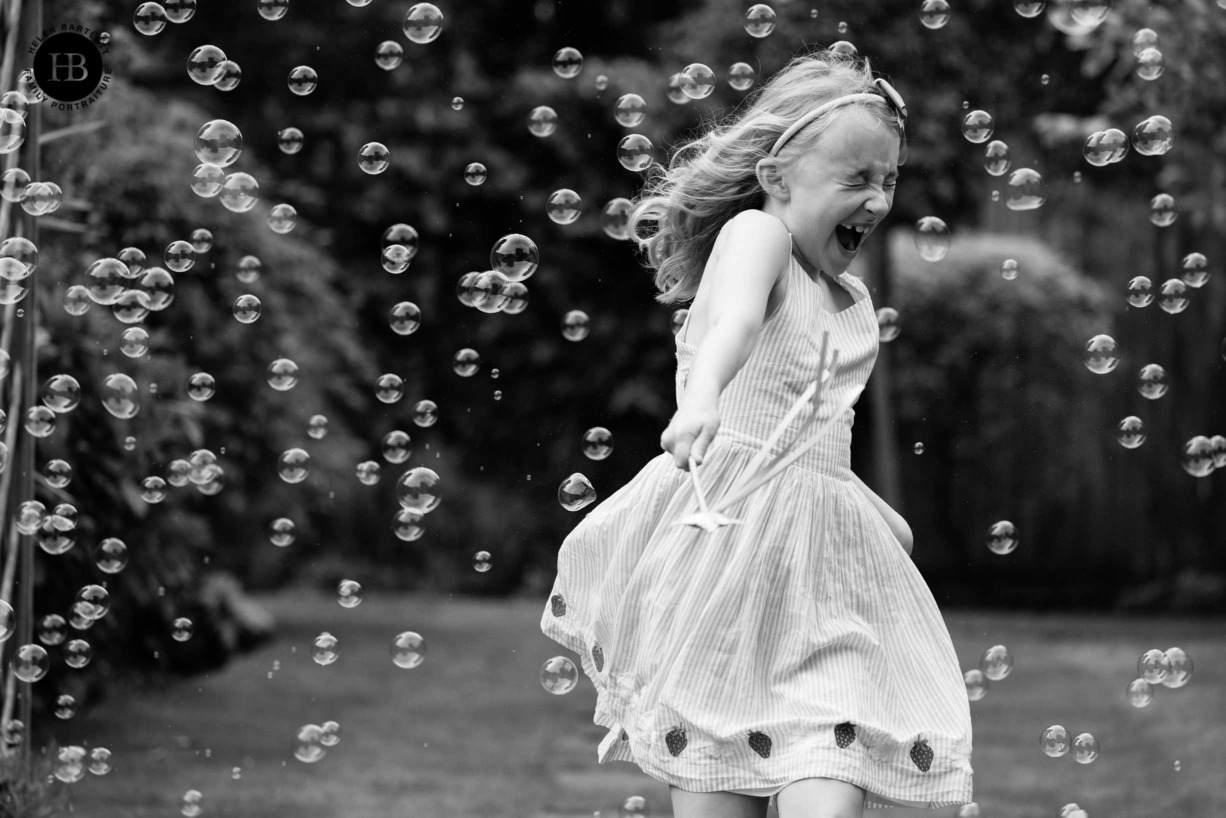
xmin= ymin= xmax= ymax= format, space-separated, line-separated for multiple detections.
xmin=776 ymin=777 xmax=866 ymax=818
xmin=669 ymin=786 xmax=770 ymax=818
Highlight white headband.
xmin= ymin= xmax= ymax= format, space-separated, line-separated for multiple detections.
xmin=769 ymin=78 xmax=908 ymax=157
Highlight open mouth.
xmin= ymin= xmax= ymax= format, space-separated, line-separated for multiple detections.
xmin=835 ymin=223 xmax=867 ymax=253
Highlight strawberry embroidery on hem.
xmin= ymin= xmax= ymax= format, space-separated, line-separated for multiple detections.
xmin=748 ymin=730 xmax=772 ymax=758
xmin=550 ymin=594 xmax=566 ymax=617
xmin=665 ymin=724 xmax=688 ymax=756
xmin=910 ymin=736 xmax=934 ymax=772
xmin=834 ymin=721 xmax=856 ymax=749
xmin=592 ymin=643 xmax=604 ymax=672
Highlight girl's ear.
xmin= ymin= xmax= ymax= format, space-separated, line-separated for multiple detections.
xmin=755 ymin=157 xmax=789 ymax=202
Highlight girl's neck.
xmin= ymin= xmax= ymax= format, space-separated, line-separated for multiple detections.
xmin=791 ymin=241 xmax=835 ymax=281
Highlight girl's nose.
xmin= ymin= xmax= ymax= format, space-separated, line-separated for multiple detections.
xmin=864 ymin=188 xmax=890 ymax=216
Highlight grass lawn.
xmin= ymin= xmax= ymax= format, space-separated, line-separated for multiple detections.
xmin=47 ymin=589 xmax=1226 ymax=818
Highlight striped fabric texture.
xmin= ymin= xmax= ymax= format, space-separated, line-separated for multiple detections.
xmin=541 ymin=231 xmax=974 ymax=809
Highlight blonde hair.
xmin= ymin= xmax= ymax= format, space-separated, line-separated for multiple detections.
xmin=630 ymin=50 xmax=903 ymax=305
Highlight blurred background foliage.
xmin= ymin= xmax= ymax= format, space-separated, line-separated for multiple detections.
xmin=3 ymin=0 xmax=1225 ymax=716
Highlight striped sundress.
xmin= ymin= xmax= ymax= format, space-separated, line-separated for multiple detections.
xmin=540 ymin=236 xmax=974 ymax=809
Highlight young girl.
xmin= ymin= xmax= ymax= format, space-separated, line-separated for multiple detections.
xmin=541 ymin=50 xmax=972 ymax=818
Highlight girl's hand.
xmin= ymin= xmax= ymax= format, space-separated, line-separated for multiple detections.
xmin=661 ymin=402 xmax=721 ymax=470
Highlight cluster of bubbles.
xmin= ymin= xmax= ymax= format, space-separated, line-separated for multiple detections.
xmin=1082 ymin=333 xmax=1226 ymax=475
xmin=293 ymin=719 xmax=341 ymax=764
xmin=1126 ymin=646 xmax=1193 ymax=707
xmin=1040 ymin=724 xmax=1100 ymax=764
xmin=963 ymin=644 xmax=1014 ymax=702
xmin=0 ymin=133 xmax=65 ymax=218
xmin=52 ymin=744 xmax=113 ymax=783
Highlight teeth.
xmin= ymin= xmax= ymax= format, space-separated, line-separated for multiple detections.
xmin=840 ymin=223 xmax=868 ymax=233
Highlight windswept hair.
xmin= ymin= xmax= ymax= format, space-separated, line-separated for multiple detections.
xmin=630 ymin=50 xmax=902 ymax=305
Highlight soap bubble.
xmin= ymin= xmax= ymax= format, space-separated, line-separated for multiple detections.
xmin=613 ymin=93 xmax=652 ymax=126
xmin=1136 ymin=47 xmax=1163 ymax=80
xmin=1126 ymin=678 xmax=1153 ymax=707
xmin=680 ymin=64 xmax=715 ymax=99
xmin=540 ymin=655 xmax=579 ymax=694
xmin=1157 ymin=279 xmax=1188 ymax=314
xmin=172 ymin=617 xmax=194 ymax=642
xmin=88 ymin=747 xmax=112 ymax=776
xmin=1127 ymin=276 xmax=1153 ymax=308
xmin=313 ymin=631 xmax=339 ymax=664
xmin=133 ymin=2 xmax=168 ymax=34
xmin=267 ymin=358 xmax=299 ymax=391
xmin=101 ymin=373 xmax=140 ymax=419
xmin=37 ymin=615 xmax=66 ymax=646
xmin=1150 ymin=193 xmax=1176 ymax=227
xmin=233 ymin=294 xmax=262 ymax=323
xmin=964 ymin=669 xmax=987 ymax=702
xmin=744 ymin=4 xmax=776 ymax=37
xmin=287 ymin=65 xmax=318 ymax=95
xmin=528 ymin=106 xmax=558 ymax=137
xmin=186 ymin=45 xmax=226 ymax=85
xmin=55 ymin=694 xmax=76 ymax=719
xmin=961 ymin=110 xmax=994 ymax=143
xmin=187 ymin=372 xmax=216 ymax=401
xmin=120 ymin=327 xmax=149 ymax=358
xmin=24 ymin=406 xmax=55 ymax=437
xmin=76 ymin=585 xmax=110 ymax=620
xmin=1005 ymin=168 xmax=1045 ymax=210
xmin=278 ymin=448 xmax=310 ymax=483
xmin=876 ymin=307 xmax=901 ymax=343
xmin=63 ymin=285 xmax=90 ymax=315
xmin=277 ymin=128 xmax=304 ymax=155
xmin=219 ymin=172 xmax=259 ymax=213
xmin=194 ymin=119 xmax=242 ymax=167
xmin=1181 ymin=436 xmax=1214 ymax=478
xmin=558 ymin=473 xmax=597 ymax=511
xmin=1083 ymin=334 xmax=1119 ymax=374
xmin=320 ymin=721 xmax=341 ymax=747
xmin=1047 ymin=0 xmax=1107 ymax=34
xmin=389 ymin=301 xmax=421 ymax=335
xmin=463 ymin=162 xmax=487 ymax=186
xmin=1040 ymin=724 xmax=1070 ymax=758
xmin=473 ymin=551 xmax=493 ymax=572
xmin=913 ymin=216 xmax=950 ymax=261
xmin=412 ymin=399 xmax=438 ymax=427
xmin=294 ymin=724 xmax=326 ymax=763
xmin=602 ymin=198 xmax=632 ymax=240
xmin=269 ymin=518 xmax=295 ymax=547
xmin=403 ymin=3 xmax=444 ymax=43
xmin=190 ymin=228 xmax=213 ymax=254
xmin=451 ymin=96 xmax=464 ymax=110
xmin=490 ymin=233 xmax=539 ymax=281
xmin=86 ymin=258 xmax=127 ymax=305
xmin=378 ymin=432 xmax=411 ymax=466
xmin=391 ymin=631 xmax=426 ymax=668
xmin=1116 ymin=416 xmax=1145 ymax=449
xmin=1000 ymin=258 xmax=1019 ymax=280
xmin=983 ymin=140 xmax=1011 ymax=176
xmin=214 ymin=60 xmax=241 ymax=91
xmin=980 ymin=644 xmax=1013 ymax=680
xmin=617 ymin=134 xmax=654 ymax=171
xmin=43 ymin=459 xmax=71 ymax=489
xmin=728 ymin=62 xmax=756 ymax=91
xmin=452 ymin=348 xmax=481 ymax=377
xmin=1072 ymin=732 xmax=1099 ymax=764
xmin=546 ymin=189 xmax=582 ymax=224
xmin=140 ymin=266 xmax=176 ymax=311
xmin=392 ymin=509 xmax=425 ymax=541
xmin=563 ymin=310 xmax=591 ymax=341
xmin=13 ymin=643 xmax=49 ymax=682
xmin=257 ymin=0 xmax=287 ymax=20
xmin=164 ymin=0 xmax=196 ymax=22
xmin=41 ymin=374 xmax=81 ymax=413
xmin=1138 ymin=648 xmax=1170 ymax=683
xmin=268 ymin=203 xmax=296 ymax=234
xmin=396 ymin=467 xmax=441 ymax=512
xmin=382 ymin=244 xmax=411 ymax=274
xmin=919 ymin=0 xmax=951 ymax=30
xmin=0 ymin=112 xmax=24 ymax=155
xmin=552 ymin=47 xmax=583 ymax=78
xmin=375 ymin=373 xmax=404 ymax=404
xmin=1083 ymin=128 xmax=1128 ymax=166
xmin=1136 ymin=364 xmax=1167 ymax=400
xmin=1162 ymin=647 xmax=1193 ymax=688
xmin=1132 ymin=115 xmax=1173 ymax=156
xmin=359 ymin=142 xmax=390 ymax=175
xmin=582 ymin=427 xmax=614 ymax=460
xmin=53 ymin=745 xmax=85 ymax=783
xmin=375 ymin=40 xmax=403 ymax=71
xmin=355 ymin=461 xmax=381 ymax=485
xmin=666 ymin=73 xmax=689 ymax=105
xmin=191 ymin=162 xmax=224 ymax=197
xmin=1014 ymin=0 xmax=1044 ymax=15
xmin=1180 ymin=253 xmax=1209 ymax=288
xmin=95 ymin=537 xmax=129 ymax=574
xmin=986 ymin=520 xmax=1018 ymax=555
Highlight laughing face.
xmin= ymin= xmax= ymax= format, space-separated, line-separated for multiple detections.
xmin=769 ymin=107 xmax=900 ymax=276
